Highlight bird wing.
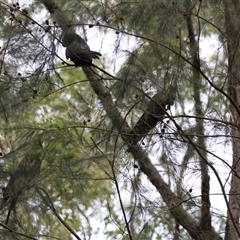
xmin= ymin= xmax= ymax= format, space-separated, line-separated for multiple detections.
xmin=66 ymin=40 xmax=90 ymax=60
xmin=0 ymin=155 xmax=41 ymax=211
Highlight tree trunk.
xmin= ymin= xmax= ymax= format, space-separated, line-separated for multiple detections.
xmin=224 ymin=1 xmax=240 ymax=239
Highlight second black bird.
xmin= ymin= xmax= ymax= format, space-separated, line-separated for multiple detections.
xmin=65 ymin=33 xmax=102 ymax=66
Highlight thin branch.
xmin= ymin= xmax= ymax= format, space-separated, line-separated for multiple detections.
xmin=90 ymin=23 xmax=240 ymax=116
xmin=91 ymin=136 xmax=133 ymax=239
xmin=36 ymin=187 xmax=82 ymax=240
xmin=184 ymin=0 xmax=211 ymax=232
xmin=0 ymin=222 xmax=37 ymax=240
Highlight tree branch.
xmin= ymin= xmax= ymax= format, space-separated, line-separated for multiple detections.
xmin=223 ymin=1 xmax=240 ymax=239
xmin=184 ymin=0 xmax=212 ymax=232
xmin=36 ymin=188 xmax=82 ymax=240
xmin=84 ymin=67 xmax=221 ymax=239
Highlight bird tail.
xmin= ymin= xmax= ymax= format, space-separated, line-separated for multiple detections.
xmin=90 ymin=51 xmax=102 ymax=59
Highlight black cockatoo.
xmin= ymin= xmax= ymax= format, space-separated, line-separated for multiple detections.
xmin=64 ymin=33 xmax=102 ymax=66
xmin=0 ymin=154 xmax=41 ymax=224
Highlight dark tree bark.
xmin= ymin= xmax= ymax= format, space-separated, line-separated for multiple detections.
xmin=224 ymin=1 xmax=240 ymax=239
xmin=184 ymin=0 xmax=212 ymax=234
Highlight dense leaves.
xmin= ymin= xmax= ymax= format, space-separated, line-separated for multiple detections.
xmin=0 ymin=0 xmax=239 ymax=240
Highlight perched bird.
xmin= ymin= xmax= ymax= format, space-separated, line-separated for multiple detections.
xmin=0 ymin=154 xmax=41 ymax=224
xmin=64 ymin=33 xmax=102 ymax=66
xmin=129 ymin=91 xmax=174 ymax=146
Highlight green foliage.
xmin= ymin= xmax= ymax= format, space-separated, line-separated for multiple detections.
xmin=0 ymin=0 xmax=235 ymax=239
